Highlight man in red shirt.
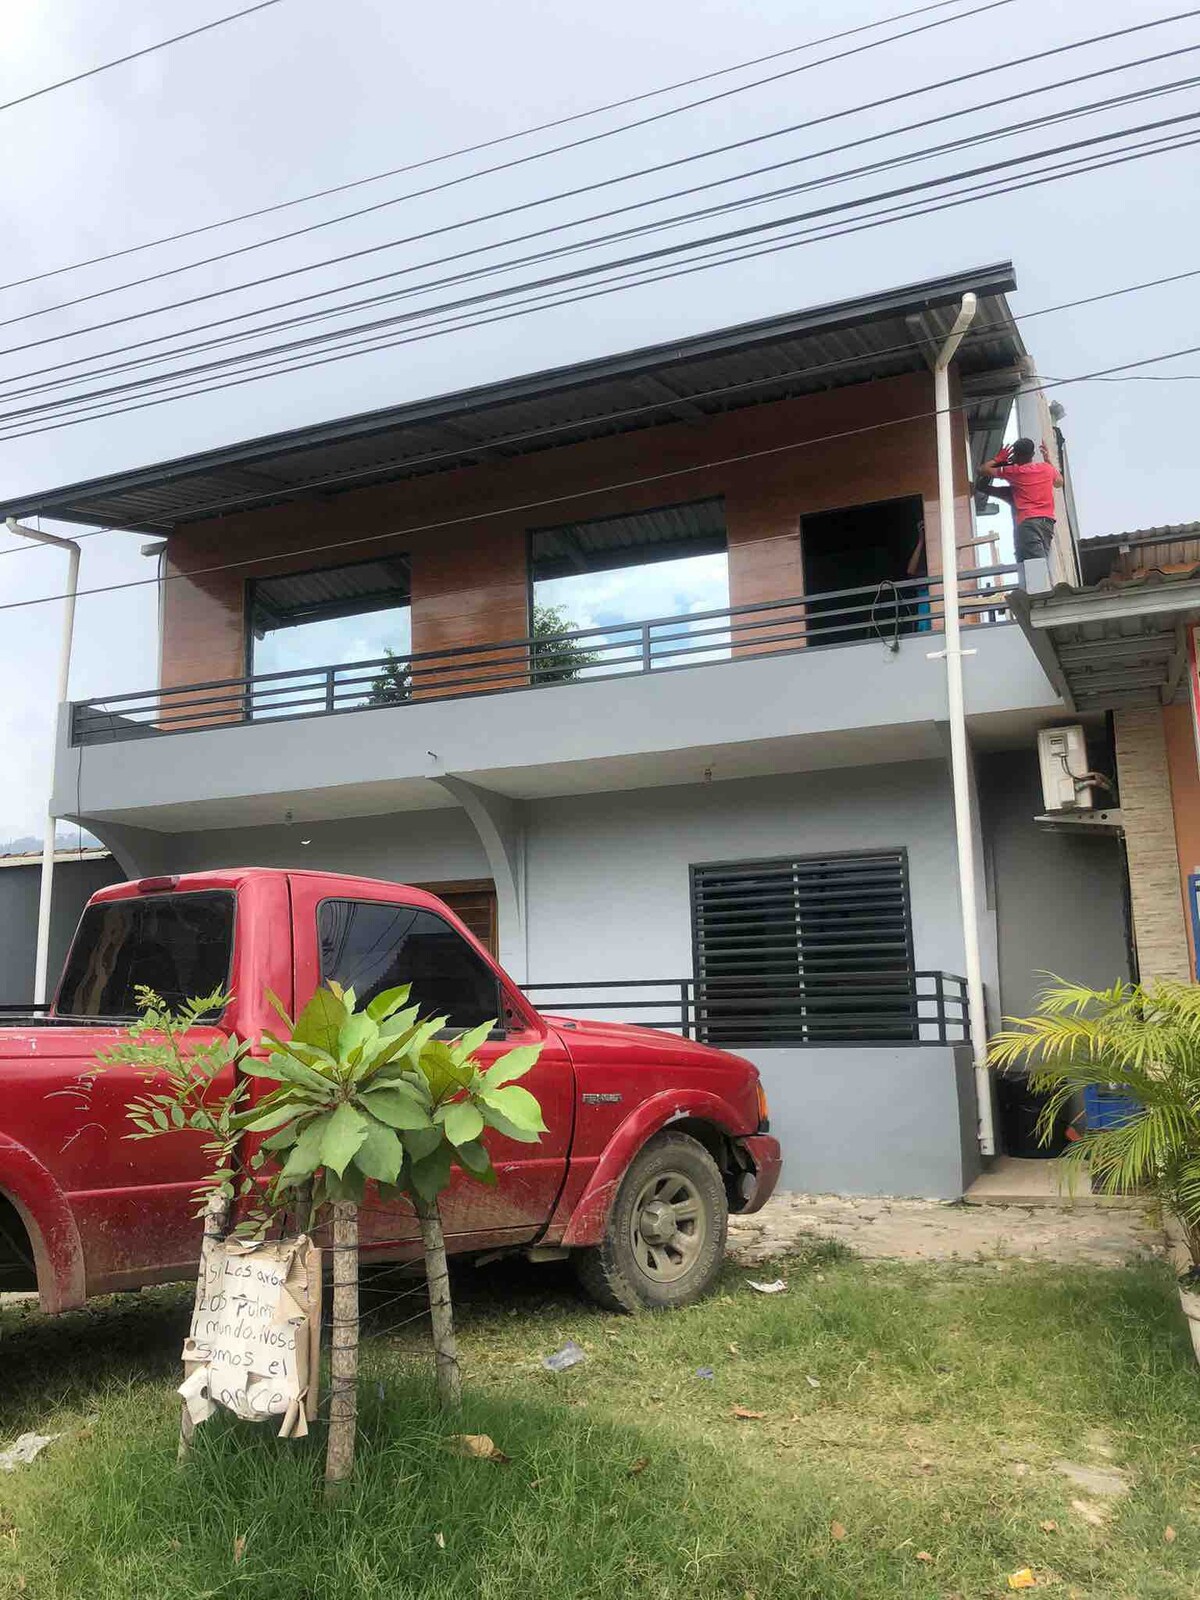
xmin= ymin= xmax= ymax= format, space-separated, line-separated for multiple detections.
xmin=980 ymin=436 xmax=1063 ymax=566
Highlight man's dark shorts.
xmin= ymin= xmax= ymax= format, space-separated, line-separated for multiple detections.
xmin=1016 ymin=516 xmax=1055 ymax=561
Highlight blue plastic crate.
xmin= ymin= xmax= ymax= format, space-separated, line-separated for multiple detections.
xmin=1083 ymin=1085 xmax=1141 ymax=1130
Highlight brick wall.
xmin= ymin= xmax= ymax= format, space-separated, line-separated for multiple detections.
xmin=1114 ymin=707 xmax=1192 ymax=984
xmin=160 ymin=369 xmax=975 ymax=691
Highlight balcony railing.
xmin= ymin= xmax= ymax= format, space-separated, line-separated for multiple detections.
xmin=71 ymin=567 xmax=1018 ymax=747
xmin=519 ymin=971 xmax=970 ymax=1047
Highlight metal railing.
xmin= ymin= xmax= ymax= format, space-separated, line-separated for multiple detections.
xmin=520 ymin=970 xmax=970 ymax=1047
xmin=71 ymin=567 xmax=1018 ymax=746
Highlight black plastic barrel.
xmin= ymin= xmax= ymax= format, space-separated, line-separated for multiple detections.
xmin=995 ymin=1073 xmax=1069 ymax=1158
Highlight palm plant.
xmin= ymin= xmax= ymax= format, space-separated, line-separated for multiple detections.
xmin=989 ymin=978 xmax=1200 ymax=1271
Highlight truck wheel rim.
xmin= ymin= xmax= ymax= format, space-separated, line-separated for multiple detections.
xmin=629 ymin=1170 xmax=706 ymax=1283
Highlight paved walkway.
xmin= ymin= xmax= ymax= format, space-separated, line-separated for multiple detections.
xmin=728 ymin=1190 xmax=1165 ymax=1269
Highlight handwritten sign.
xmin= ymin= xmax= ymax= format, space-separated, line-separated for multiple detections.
xmin=178 ymin=1235 xmax=320 ymax=1439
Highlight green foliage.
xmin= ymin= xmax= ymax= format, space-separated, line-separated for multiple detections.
xmin=244 ymin=981 xmax=545 ymax=1217
xmin=366 ymin=606 xmax=598 ymax=703
xmin=93 ymin=986 xmax=255 ymax=1217
xmin=989 ymin=977 xmax=1200 ymax=1266
xmin=90 ymin=983 xmax=545 ymax=1233
xmin=529 ymin=603 xmax=601 ymax=684
xmin=367 ymin=649 xmax=412 ymax=705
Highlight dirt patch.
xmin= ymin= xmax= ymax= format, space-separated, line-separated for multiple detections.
xmin=728 ymin=1192 xmax=1165 ymax=1268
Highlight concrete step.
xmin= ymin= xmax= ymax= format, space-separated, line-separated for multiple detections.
xmin=965 ymin=1156 xmax=1146 ymax=1209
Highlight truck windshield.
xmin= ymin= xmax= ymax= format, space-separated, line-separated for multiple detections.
xmin=56 ymin=892 xmax=235 ymax=1018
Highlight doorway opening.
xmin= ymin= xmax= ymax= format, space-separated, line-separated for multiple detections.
xmin=801 ymin=496 xmax=926 ymax=646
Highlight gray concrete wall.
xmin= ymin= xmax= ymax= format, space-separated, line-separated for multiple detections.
xmin=980 ymin=750 xmax=1130 ymax=1021
xmin=56 ymin=624 xmax=1063 ymax=829
xmin=522 ymin=762 xmax=968 ymax=986
xmin=0 ymin=856 xmax=124 ymax=1005
xmin=85 ymin=765 xmax=988 ymax=1197
xmin=145 ymin=806 xmax=490 ymax=885
xmin=745 ymin=1044 xmax=981 ymax=1199
xmin=101 ymin=760 xmax=973 ymax=999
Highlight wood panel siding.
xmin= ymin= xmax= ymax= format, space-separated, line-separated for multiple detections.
xmin=160 ymin=370 xmax=976 ymax=697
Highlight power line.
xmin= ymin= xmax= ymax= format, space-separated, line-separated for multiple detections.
xmin=0 ymin=1 xmax=283 ymax=115
xmin=7 ymin=44 xmax=1196 ymax=399
xmin=0 ymin=0 xmax=1022 ymax=338
xmin=4 ymin=124 xmax=1198 ymax=444
xmin=3 ymin=108 xmax=1197 ymax=433
xmin=2 ymin=339 xmax=1198 ymax=615
xmin=3 ymin=260 xmax=1198 ymax=560
xmin=0 ymin=0 xmax=1004 ymax=293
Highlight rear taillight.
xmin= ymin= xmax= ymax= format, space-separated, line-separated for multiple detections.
xmin=135 ymin=876 xmax=179 ymax=893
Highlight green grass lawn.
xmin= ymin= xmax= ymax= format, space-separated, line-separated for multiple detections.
xmin=1 ymin=1237 xmax=1197 ymax=1599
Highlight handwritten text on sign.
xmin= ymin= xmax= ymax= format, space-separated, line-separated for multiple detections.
xmin=178 ymin=1235 xmax=320 ymax=1439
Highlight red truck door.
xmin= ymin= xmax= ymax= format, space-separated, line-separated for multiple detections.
xmin=288 ymin=877 xmax=573 ymax=1250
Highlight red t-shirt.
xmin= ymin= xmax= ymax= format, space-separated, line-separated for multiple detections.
xmin=995 ymin=460 xmax=1057 ymax=523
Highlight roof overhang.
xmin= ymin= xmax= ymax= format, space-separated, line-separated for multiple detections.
xmin=0 ymin=262 xmax=1023 ymax=536
xmin=1010 ymin=575 xmax=1200 ymax=713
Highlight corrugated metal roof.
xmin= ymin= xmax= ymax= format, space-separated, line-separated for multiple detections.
xmin=1011 ymin=566 xmax=1200 ymax=713
xmin=0 ymin=262 xmax=1023 ymax=536
xmin=251 ymin=555 xmax=411 ymax=632
xmin=1078 ymin=525 xmax=1200 ymax=586
xmin=531 ymin=497 xmax=726 ymax=580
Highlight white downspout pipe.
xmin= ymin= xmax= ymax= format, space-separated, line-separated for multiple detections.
xmin=929 ymin=297 xmax=996 ymax=1156
xmin=6 ymin=517 xmax=82 ymax=1007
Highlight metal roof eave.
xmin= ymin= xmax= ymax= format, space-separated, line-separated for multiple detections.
xmin=0 ymin=261 xmax=1019 ymax=534
xmin=1011 ymin=575 xmax=1200 ymax=713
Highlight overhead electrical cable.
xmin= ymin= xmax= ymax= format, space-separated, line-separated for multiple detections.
xmin=2 ymin=107 xmax=1197 ymax=434
xmin=5 ymin=3 xmax=1193 ymax=347
xmin=5 ymin=48 xmax=1197 ymax=399
xmin=0 ymin=1 xmax=283 ymax=114
xmin=0 ymin=0 xmax=1023 ymax=333
xmin=2 ymin=339 xmax=1198 ymax=617
xmin=4 ymin=122 xmax=1198 ymax=442
xmin=0 ymin=0 xmax=1009 ymax=292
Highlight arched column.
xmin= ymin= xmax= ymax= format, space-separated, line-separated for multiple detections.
xmin=432 ymin=776 xmax=528 ymax=981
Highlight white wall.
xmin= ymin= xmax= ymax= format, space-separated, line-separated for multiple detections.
xmin=522 ymin=760 xmax=965 ymax=983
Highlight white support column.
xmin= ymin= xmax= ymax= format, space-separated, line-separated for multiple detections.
xmin=928 ymin=298 xmax=996 ymax=1157
xmin=432 ymin=775 xmax=528 ymax=981
xmin=6 ymin=519 xmax=81 ymax=1005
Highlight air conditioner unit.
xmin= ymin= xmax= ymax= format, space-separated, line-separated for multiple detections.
xmin=1037 ymin=724 xmax=1094 ymax=812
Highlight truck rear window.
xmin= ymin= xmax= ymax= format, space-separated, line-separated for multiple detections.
xmin=56 ymin=892 xmax=235 ymax=1018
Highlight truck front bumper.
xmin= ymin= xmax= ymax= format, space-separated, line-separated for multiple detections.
xmin=734 ymin=1133 xmax=782 ymax=1214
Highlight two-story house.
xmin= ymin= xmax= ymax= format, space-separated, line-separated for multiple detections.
xmin=3 ymin=262 xmax=1135 ymax=1199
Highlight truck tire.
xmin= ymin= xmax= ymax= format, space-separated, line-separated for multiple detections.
xmin=573 ymin=1131 xmax=728 ymax=1312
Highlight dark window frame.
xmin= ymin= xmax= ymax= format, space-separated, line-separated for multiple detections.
xmin=315 ymin=896 xmax=509 ymax=1038
xmin=688 ymin=849 xmax=917 ymax=1047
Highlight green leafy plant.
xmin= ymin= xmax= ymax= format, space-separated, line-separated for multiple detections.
xmin=529 ymin=603 xmax=601 ymax=684
xmin=367 ymin=648 xmax=412 ymax=704
xmin=989 ymin=978 xmax=1200 ymax=1270
xmin=241 ymin=979 xmax=545 ymax=1489
xmin=88 ymin=979 xmax=545 ymax=1491
xmin=96 ymin=985 xmax=256 ymax=1219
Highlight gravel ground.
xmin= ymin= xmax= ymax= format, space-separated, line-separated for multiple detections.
xmin=728 ymin=1191 xmax=1166 ymax=1269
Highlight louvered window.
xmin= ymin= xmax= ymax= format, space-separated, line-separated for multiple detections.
xmin=690 ymin=851 xmax=916 ymax=1046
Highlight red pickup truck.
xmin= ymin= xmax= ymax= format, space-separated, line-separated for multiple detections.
xmin=0 ymin=869 xmax=780 ymax=1314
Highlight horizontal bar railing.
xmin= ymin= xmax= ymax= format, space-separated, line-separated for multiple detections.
xmin=519 ymin=971 xmax=970 ymax=1047
xmin=71 ymin=567 xmax=1019 ymax=745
